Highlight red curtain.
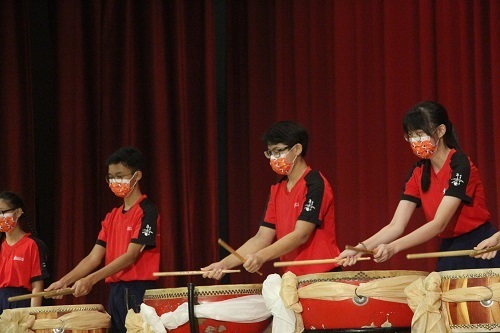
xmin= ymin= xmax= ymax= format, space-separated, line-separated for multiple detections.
xmin=0 ymin=1 xmax=35 ymax=214
xmin=1 ymin=0 xmax=500 ymax=307
xmin=225 ymin=0 xmax=500 ymax=283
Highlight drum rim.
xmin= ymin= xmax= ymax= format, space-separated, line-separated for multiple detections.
xmin=13 ymin=304 xmax=106 ymax=314
xmin=439 ymin=268 xmax=500 ymax=279
xmin=144 ymin=283 xmax=263 ymax=299
xmin=297 ymin=270 xmax=429 ymax=285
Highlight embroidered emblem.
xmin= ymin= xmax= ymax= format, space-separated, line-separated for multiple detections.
xmin=294 ymin=202 xmax=300 ymax=208
xmin=142 ymin=224 xmax=153 ymax=236
xmin=304 ymin=199 xmax=316 ymax=212
xmin=451 ymin=173 xmax=464 ymax=186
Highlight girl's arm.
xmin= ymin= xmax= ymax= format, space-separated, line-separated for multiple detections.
xmin=338 ymin=200 xmax=416 ymax=265
xmin=375 ymin=196 xmax=461 ymax=262
xmin=30 ymin=280 xmax=44 ymax=307
xmin=474 ymin=231 xmax=500 ymax=260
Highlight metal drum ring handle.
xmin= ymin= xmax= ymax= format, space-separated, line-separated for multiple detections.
xmin=480 ymin=286 xmax=495 ymax=308
xmin=353 ymin=287 xmax=368 ymax=306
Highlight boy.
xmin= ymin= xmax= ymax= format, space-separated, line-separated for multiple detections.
xmin=46 ymin=147 xmax=160 ymax=333
xmin=202 ymin=120 xmax=340 ymax=279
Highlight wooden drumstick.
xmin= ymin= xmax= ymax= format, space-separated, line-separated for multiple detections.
xmin=217 ymin=238 xmax=263 ymax=276
xmin=471 ymin=244 xmax=500 ymax=256
xmin=345 ymin=245 xmax=376 ymax=255
xmin=8 ymin=288 xmax=74 ymax=302
xmin=407 ymin=244 xmax=500 ymax=259
xmin=274 ymin=256 xmax=371 ymax=267
xmin=154 ymin=270 xmax=241 ymax=277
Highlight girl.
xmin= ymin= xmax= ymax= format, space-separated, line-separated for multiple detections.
xmin=339 ymin=101 xmax=500 ymax=271
xmin=0 ymin=191 xmax=49 ymax=314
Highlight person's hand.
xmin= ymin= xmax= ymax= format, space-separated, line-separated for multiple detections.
xmin=337 ymin=249 xmax=364 ymax=267
xmin=44 ymin=280 xmax=68 ymax=299
xmin=373 ymin=243 xmax=396 ymax=263
xmin=201 ymin=262 xmax=228 ymax=280
xmin=72 ymin=277 xmax=93 ymax=297
xmin=243 ymin=253 xmax=265 ymax=273
xmin=474 ymin=238 xmax=499 ymax=260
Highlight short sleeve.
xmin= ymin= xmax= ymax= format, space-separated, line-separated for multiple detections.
xmin=132 ymin=199 xmax=159 ymax=247
xmin=297 ymin=171 xmax=325 ymax=226
xmin=400 ymin=161 xmax=424 ymax=207
xmin=445 ymin=152 xmax=471 ymax=203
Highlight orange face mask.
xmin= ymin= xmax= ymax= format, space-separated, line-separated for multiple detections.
xmin=0 ymin=213 xmax=17 ymax=233
xmin=108 ymin=172 xmax=138 ymax=198
xmin=269 ymin=149 xmax=297 ymax=175
xmin=410 ymin=137 xmax=439 ymax=159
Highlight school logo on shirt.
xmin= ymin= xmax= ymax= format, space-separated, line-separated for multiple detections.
xmin=451 ymin=173 xmax=464 ymax=186
xmin=13 ymin=256 xmax=24 ymax=261
xmin=142 ymin=224 xmax=153 ymax=236
xmin=304 ymin=199 xmax=316 ymax=212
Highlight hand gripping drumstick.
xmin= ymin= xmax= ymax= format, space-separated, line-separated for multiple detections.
xmin=154 ymin=270 xmax=241 ymax=277
xmin=274 ymin=256 xmax=371 ymax=267
xmin=217 ymin=238 xmax=263 ymax=276
xmin=8 ymin=288 xmax=74 ymax=302
xmin=407 ymin=244 xmax=500 ymax=259
xmin=345 ymin=245 xmax=376 ymax=255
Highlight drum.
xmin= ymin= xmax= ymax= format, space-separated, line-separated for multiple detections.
xmin=143 ymin=284 xmax=272 ymax=332
xmin=440 ymin=268 xmax=500 ymax=332
xmin=6 ymin=304 xmax=111 ymax=333
xmin=292 ymin=270 xmax=428 ymax=331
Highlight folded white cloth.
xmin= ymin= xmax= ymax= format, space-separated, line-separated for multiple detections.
xmin=141 ymin=294 xmax=272 ymax=332
xmin=262 ymin=273 xmax=296 ymax=333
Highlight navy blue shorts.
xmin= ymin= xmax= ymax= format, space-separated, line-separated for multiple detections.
xmin=108 ymin=280 xmax=157 ymax=333
xmin=0 ymin=287 xmax=30 ymax=315
xmin=437 ymin=222 xmax=500 ymax=271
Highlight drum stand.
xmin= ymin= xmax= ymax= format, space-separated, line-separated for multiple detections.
xmin=187 ymin=283 xmax=199 ymax=333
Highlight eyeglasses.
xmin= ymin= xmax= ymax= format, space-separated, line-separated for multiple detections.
xmin=264 ymin=146 xmax=289 ymax=159
xmin=0 ymin=208 xmax=15 ymax=216
xmin=404 ymin=129 xmax=437 ymax=143
xmin=105 ymin=173 xmax=134 ymax=183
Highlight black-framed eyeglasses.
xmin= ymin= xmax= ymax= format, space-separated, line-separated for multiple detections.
xmin=0 ymin=208 xmax=16 ymax=216
xmin=264 ymin=146 xmax=289 ymax=159
xmin=105 ymin=173 xmax=134 ymax=184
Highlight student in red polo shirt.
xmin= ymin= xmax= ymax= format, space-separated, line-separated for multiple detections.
xmin=339 ymin=101 xmax=500 ymax=270
xmin=45 ymin=147 xmax=160 ymax=333
xmin=0 ymin=191 xmax=49 ymax=314
xmin=202 ymin=120 xmax=341 ymax=279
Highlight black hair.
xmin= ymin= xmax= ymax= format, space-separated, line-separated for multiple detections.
xmin=403 ymin=101 xmax=462 ymax=191
xmin=0 ymin=191 xmax=38 ymax=240
xmin=106 ymin=146 xmax=145 ymax=171
xmin=262 ymin=120 xmax=309 ymax=157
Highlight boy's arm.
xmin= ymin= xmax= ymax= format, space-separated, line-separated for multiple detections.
xmin=45 ymin=244 xmax=105 ymax=293
xmin=71 ymin=242 xmax=144 ymax=297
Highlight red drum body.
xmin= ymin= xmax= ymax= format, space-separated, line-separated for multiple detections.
xmin=297 ymin=270 xmax=428 ymax=330
xmin=11 ymin=304 xmax=110 ymax=333
xmin=143 ymin=284 xmax=272 ymax=333
xmin=440 ymin=268 xmax=500 ymax=332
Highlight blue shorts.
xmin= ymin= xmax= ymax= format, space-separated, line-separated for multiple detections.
xmin=108 ymin=280 xmax=157 ymax=333
xmin=437 ymin=222 xmax=500 ymax=271
xmin=0 ymin=287 xmax=30 ymax=315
